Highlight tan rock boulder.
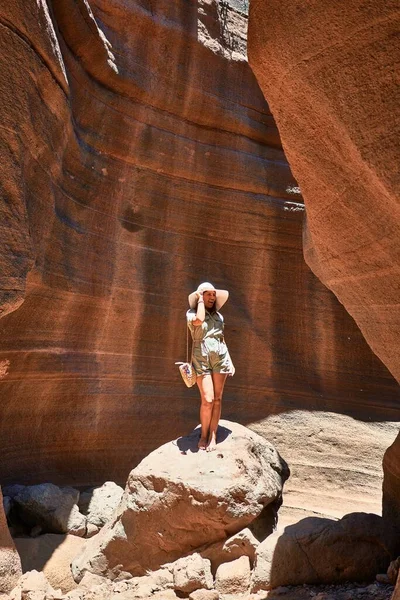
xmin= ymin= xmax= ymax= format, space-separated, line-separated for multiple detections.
xmin=9 ymin=570 xmax=62 ymax=600
xmin=0 ymin=488 xmax=22 ymax=594
xmin=215 ymin=555 xmax=251 ymax=595
xmin=251 ymin=513 xmax=392 ymax=591
xmin=173 ymin=554 xmax=213 ymax=594
xmin=79 ymin=482 xmax=123 ymax=530
xmin=72 ymin=421 xmax=288 ymax=581
xmin=14 ymin=484 xmax=81 ymax=535
xmin=200 ymin=528 xmax=259 ymax=572
xmin=189 ymin=590 xmax=219 ymax=600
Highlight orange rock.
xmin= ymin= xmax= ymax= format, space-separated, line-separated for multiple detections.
xmin=248 ymin=0 xmax=400 ymax=383
xmin=0 ymin=0 xmax=398 ymax=525
xmin=0 ymin=488 xmax=22 ymax=594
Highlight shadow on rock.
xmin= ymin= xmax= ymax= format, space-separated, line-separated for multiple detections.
xmin=176 ymin=425 xmax=232 ymax=454
xmin=251 ymin=512 xmax=394 ymax=593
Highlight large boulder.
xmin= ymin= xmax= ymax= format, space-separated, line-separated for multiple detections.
xmin=251 ymin=513 xmax=392 ymax=591
xmin=215 ymin=555 xmax=251 ymax=596
xmin=0 ymin=488 xmax=22 ymax=594
xmin=14 ymin=484 xmax=81 ymax=535
xmin=72 ymin=421 xmax=289 ymax=581
xmin=79 ymin=482 xmax=123 ymax=529
xmin=173 ymin=554 xmax=213 ymax=594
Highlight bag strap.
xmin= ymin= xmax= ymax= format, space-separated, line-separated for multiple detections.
xmin=186 ymin=321 xmax=194 ymax=363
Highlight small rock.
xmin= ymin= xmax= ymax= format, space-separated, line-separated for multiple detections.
xmin=173 ymin=553 xmax=213 ymax=594
xmin=9 ymin=570 xmax=62 ymax=600
xmin=113 ymin=571 xmax=133 ymax=583
xmin=78 ymin=572 xmax=109 ymax=590
xmin=274 ymin=587 xmax=290 ymax=595
xmin=366 ymin=583 xmax=379 ymax=593
xmin=215 ymin=555 xmax=251 ymax=595
xmin=2 ymin=486 xmax=25 ymax=500
xmin=67 ymin=506 xmax=87 ymax=537
xmin=29 ymin=525 xmax=42 ymax=538
xmin=147 ymin=567 xmax=174 ymax=590
xmin=201 ymin=527 xmax=259 ymax=571
xmin=376 ymin=573 xmax=390 ymax=584
xmin=85 ymin=523 xmax=99 ymax=538
xmin=189 ymin=589 xmax=219 ymax=600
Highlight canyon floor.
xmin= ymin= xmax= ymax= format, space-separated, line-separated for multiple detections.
xmin=255 ymin=582 xmax=394 ymax=600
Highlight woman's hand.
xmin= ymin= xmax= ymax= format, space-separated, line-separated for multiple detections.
xmin=196 ymin=291 xmax=204 ymax=301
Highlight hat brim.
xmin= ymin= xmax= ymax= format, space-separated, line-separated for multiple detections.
xmin=188 ymin=289 xmax=229 ymax=311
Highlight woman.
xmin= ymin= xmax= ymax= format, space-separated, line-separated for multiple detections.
xmin=187 ymin=282 xmax=235 ymax=451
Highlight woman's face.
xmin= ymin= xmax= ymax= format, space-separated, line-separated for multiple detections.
xmin=203 ymin=290 xmax=216 ymax=310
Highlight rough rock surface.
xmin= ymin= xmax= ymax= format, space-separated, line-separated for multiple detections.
xmin=248 ymin=0 xmax=400 ymax=383
xmin=251 ymin=513 xmax=392 ymax=591
xmin=80 ymin=482 xmax=123 ymax=529
xmin=0 ymin=0 xmax=398 ymax=505
xmin=9 ymin=570 xmax=61 ymax=600
xmin=251 ymin=412 xmax=399 ymax=526
xmin=215 ymin=555 xmax=251 ymax=595
xmin=251 ymin=581 xmax=394 ymax=600
xmin=200 ymin=528 xmax=259 ymax=572
xmin=72 ymin=421 xmax=288 ymax=580
xmin=248 ymin=0 xmax=400 ymax=540
xmin=189 ymin=590 xmax=219 ymax=600
xmin=0 ymin=489 xmax=22 ymax=594
xmin=173 ymin=554 xmax=213 ymax=594
xmin=14 ymin=484 xmax=80 ymax=534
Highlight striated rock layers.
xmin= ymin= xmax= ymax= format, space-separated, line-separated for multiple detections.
xmin=0 ymin=0 xmax=398 ymax=514
xmin=248 ymin=0 xmax=400 ymax=535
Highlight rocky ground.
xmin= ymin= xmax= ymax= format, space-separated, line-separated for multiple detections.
xmin=1 ymin=422 xmax=398 ymax=600
xmin=254 ymin=581 xmax=394 ymax=600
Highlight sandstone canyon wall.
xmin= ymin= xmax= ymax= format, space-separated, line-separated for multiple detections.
xmin=0 ymin=0 xmax=398 ymax=524
xmin=247 ymin=0 xmax=400 ymax=530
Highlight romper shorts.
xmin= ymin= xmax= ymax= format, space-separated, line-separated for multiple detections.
xmin=192 ymin=337 xmax=235 ymax=376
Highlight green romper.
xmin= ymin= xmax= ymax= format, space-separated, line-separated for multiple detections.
xmin=186 ymin=309 xmax=235 ymax=377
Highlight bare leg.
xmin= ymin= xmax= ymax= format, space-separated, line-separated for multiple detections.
xmin=207 ymin=373 xmax=228 ymax=452
xmin=196 ymin=374 xmax=214 ymax=450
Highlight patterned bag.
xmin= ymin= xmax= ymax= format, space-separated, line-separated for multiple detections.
xmin=175 ymin=323 xmax=197 ymax=387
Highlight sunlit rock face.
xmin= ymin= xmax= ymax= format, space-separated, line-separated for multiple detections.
xmin=0 ymin=0 xmax=398 ymax=530
xmin=248 ymin=0 xmax=400 ymax=534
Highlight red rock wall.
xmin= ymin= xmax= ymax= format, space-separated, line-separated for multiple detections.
xmin=0 ymin=0 xmax=398 ymax=495
xmin=247 ymin=0 xmax=400 ymax=536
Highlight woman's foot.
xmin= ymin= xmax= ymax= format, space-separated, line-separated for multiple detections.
xmin=206 ymin=432 xmax=217 ymax=452
xmin=198 ymin=436 xmax=208 ymax=450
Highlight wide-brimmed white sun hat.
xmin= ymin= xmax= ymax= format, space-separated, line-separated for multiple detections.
xmin=188 ymin=282 xmax=229 ymax=310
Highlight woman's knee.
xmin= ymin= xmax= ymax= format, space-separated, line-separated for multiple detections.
xmin=201 ymin=395 xmax=214 ymax=406
xmin=213 ymin=395 xmax=222 ymax=406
